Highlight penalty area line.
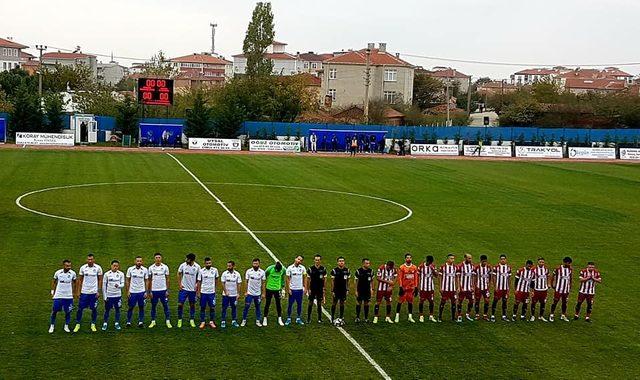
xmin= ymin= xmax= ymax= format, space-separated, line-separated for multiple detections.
xmin=166 ymin=153 xmax=392 ymax=380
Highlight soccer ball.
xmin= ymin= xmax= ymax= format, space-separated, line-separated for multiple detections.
xmin=333 ymin=318 xmax=345 ymax=327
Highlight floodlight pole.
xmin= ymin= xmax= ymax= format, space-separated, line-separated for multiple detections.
xmin=363 ymin=47 xmax=371 ymax=123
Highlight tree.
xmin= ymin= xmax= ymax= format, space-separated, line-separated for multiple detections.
xmin=42 ymin=63 xmax=95 ymax=92
xmin=0 ymin=89 xmax=13 ymax=113
xmin=75 ymin=89 xmax=120 ymax=116
xmin=115 ymin=95 xmax=139 ymax=136
xmin=499 ymin=98 xmax=542 ymax=126
xmin=413 ymin=73 xmax=444 ymax=110
xmin=141 ymin=51 xmax=177 ymax=78
xmin=43 ymin=93 xmax=65 ymax=133
xmin=185 ymin=90 xmax=213 ymax=137
xmin=0 ymin=68 xmax=36 ymax=98
xmin=242 ymin=2 xmax=275 ymax=77
xmin=114 ymin=77 xmax=135 ymax=91
xmin=10 ymin=84 xmax=42 ymax=135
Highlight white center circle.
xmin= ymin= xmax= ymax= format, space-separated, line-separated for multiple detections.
xmin=15 ymin=182 xmax=413 ymax=234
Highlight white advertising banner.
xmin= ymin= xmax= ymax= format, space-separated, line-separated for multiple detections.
xmin=515 ymin=146 xmax=563 ymax=158
xmin=464 ymin=145 xmax=512 ymax=157
xmin=15 ymin=132 xmax=74 ymax=147
xmin=620 ymin=148 xmax=640 ymax=160
xmin=188 ymin=138 xmax=241 ymax=151
xmin=410 ymin=144 xmax=459 ymax=156
xmin=568 ymin=147 xmax=616 ymax=160
xmin=249 ymin=139 xmax=300 ymax=152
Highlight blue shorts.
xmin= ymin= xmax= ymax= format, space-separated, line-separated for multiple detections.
xmin=200 ymin=293 xmax=216 ymax=308
xmin=178 ymin=290 xmax=196 ymax=304
xmin=78 ymin=293 xmax=99 ymax=310
xmin=128 ymin=292 xmax=146 ymax=308
xmin=222 ymin=295 xmax=238 ymax=308
xmin=52 ymin=298 xmax=73 ymax=313
xmin=105 ymin=297 xmax=122 ymax=309
xmin=152 ymin=290 xmax=168 ymax=303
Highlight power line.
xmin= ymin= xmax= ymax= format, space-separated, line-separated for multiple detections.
xmin=399 ymin=53 xmax=640 ymax=68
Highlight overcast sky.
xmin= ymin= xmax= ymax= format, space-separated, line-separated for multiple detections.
xmin=5 ymin=0 xmax=640 ymax=79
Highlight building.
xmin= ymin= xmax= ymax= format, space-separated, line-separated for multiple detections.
xmin=510 ymin=66 xmax=634 ymax=93
xmin=297 ymin=51 xmax=333 ymax=75
xmin=0 ymin=37 xmax=28 ymax=72
xmin=41 ymin=51 xmax=98 ymax=78
xmin=510 ymin=68 xmax=560 ymax=86
xmin=170 ymin=53 xmax=232 ymax=89
xmin=97 ymin=61 xmax=128 ymax=85
xmin=562 ymin=78 xmax=627 ymax=94
xmin=321 ymin=43 xmax=415 ymax=108
xmin=477 ymin=80 xmax=518 ymax=96
xmin=19 ymin=51 xmax=39 ymax=75
xmin=233 ymin=41 xmax=298 ymax=76
xmin=422 ymin=67 xmax=471 ymax=93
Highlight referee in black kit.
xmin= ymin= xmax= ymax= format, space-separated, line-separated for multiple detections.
xmin=355 ymin=258 xmax=375 ymax=323
xmin=330 ymin=257 xmax=350 ymax=322
xmin=306 ymin=254 xmax=327 ymax=323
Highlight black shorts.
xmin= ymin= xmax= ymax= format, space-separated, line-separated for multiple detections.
xmin=357 ymin=291 xmax=372 ymax=302
xmin=308 ymin=290 xmax=324 ymax=302
xmin=333 ymin=291 xmax=347 ymax=301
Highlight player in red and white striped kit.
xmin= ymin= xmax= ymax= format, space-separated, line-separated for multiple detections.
xmin=530 ymin=257 xmax=550 ymax=322
xmin=473 ymin=255 xmax=492 ymax=320
xmin=417 ymin=255 xmax=438 ymax=323
xmin=574 ymin=262 xmax=602 ymax=322
xmin=438 ymin=254 xmax=458 ymax=322
xmin=513 ymin=260 xmax=534 ymax=321
xmin=491 ymin=254 xmax=511 ymax=322
xmin=373 ymin=261 xmax=396 ymax=324
xmin=550 ymin=257 xmax=573 ymax=322
xmin=456 ymin=254 xmax=475 ymax=322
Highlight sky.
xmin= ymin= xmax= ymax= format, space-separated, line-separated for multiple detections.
xmin=4 ymin=0 xmax=640 ymax=79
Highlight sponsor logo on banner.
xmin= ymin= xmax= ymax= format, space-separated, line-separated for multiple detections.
xmin=410 ymin=144 xmax=459 ymax=156
xmin=249 ymin=139 xmax=301 ymax=152
xmin=568 ymin=147 xmax=616 ymax=160
xmin=620 ymin=148 xmax=640 ymax=160
xmin=15 ymin=132 xmax=75 ymax=147
xmin=515 ymin=146 xmax=563 ymax=158
xmin=463 ymin=145 xmax=512 ymax=157
xmin=188 ymin=138 xmax=241 ymax=151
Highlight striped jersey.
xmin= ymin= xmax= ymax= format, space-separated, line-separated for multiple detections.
xmin=578 ymin=268 xmax=600 ymax=295
xmin=475 ymin=264 xmax=491 ymax=291
xmin=418 ymin=262 xmax=437 ymax=292
xmin=458 ymin=262 xmax=475 ymax=292
xmin=553 ymin=266 xmax=573 ymax=294
xmin=493 ymin=264 xmax=511 ymax=291
xmin=532 ymin=265 xmax=549 ymax=291
xmin=376 ymin=265 xmax=397 ymax=292
xmin=439 ymin=263 xmax=458 ymax=292
xmin=515 ymin=267 xmax=534 ymax=292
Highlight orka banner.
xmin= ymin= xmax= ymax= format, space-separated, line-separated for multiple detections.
xmin=410 ymin=144 xmax=459 ymax=156
xmin=515 ymin=146 xmax=563 ymax=158
xmin=463 ymin=145 xmax=512 ymax=157
xmin=568 ymin=147 xmax=616 ymax=160
xmin=15 ymin=132 xmax=74 ymax=147
xmin=249 ymin=139 xmax=301 ymax=152
xmin=189 ymin=138 xmax=241 ymax=151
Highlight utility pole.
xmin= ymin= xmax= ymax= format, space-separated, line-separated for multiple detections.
xmin=210 ymin=22 xmax=218 ymax=55
xmin=445 ymin=77 xmax=451 ymax=127
xmin=35 ymin=45 xmax=47 ymax=96
xmin=466 ymin=76 xmax=472 ymax=116
xmin=363 ymin=46 xmax=372 ymax=123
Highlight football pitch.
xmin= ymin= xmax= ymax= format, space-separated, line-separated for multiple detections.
xmin=1 ymin=148 xmax=639 ymax=379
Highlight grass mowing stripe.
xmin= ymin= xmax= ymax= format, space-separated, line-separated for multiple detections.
xmin=167 ymin=153 xmax=393 ymax=380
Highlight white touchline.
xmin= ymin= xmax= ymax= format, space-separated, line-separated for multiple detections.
xmin=166 ymin=153 xmax=392 ymax=380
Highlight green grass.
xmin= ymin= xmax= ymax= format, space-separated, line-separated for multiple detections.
xmin=1 ymin=149 xmax=639 ymax=379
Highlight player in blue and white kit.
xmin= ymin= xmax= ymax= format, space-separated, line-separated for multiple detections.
xmin=241 ymin=258 xmax=266 ymax=327
xmin=125 ymin=256 xmax=149 ymax=328
xmin=286 ymin=255 xmax=307 ymax=326
xmin=177 ymin=253 xmax=201 ymax=328
xmin=102 ymin=260 xmax=125 ymax=331
xmin=220 ymin=260 xmax=242 ymax=328
xmin=49 ymin=259 xmax=77 ymax=333
xmin=148 ymin=253 xmax=172 ymax=328
xmin=197 ymin=257 xmax=219 ymax=330
xmin=73 ymin=254 xmax=102 ymax=332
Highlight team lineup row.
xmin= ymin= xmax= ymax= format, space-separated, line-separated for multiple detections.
xmin=48 ymin=252 xmax=602 ymax=333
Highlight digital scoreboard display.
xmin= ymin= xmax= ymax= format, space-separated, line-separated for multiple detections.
xmin=137 ymin=78 xmax=174 ymax=106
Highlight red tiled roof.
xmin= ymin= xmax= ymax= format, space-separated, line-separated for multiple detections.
xmin=559 ymin=67 xmax=634 ymax=80
xmin=298 ymin=52 xmax=333 ymax=62
xmin=294 ymin=73 xmax=321 ymax=86
xmin=272 ymin=41 xmax=287 ymax=45
xmin=427 ymin=68 xmax=470 ymax=79
xmin=478 ymin=81 xmax=517 ymax=89
xmin=20 ymin=51 xmax=35 ymax=59
xmin=323 ymin=49 xmax=413 ymax=67
xmin=232 ymin=52 xmax=297 ymax=60
xmin=171 ymin=53 xmax=231 ymax=65
xmin=0 ymin=37 xmax=28 ymax=49
xmin=514 ymin=68 xmax=558 ymax=75
xmin=564 ymin=78 xmax=626 ymax=91
xmin=42 ymin=51 xmax=94 ymax=59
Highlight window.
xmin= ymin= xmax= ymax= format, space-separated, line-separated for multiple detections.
xmin=304 ymin=62 xmax=309 ymax=68
xmin=328 ymin=89 xmax=336 ymax=101
xmin=329 ymin=68 xmax=337 ymax=79
xmin=384 ymin=69 xmax=397 ymax=82
xmin=311 ymin=62 xmax=318 ymax=69
xmin=1 ymin=48 xmax=5 ymax=56
xmin=2 ymin=62 xmax=6 ymax=71
xmin=383 ymin=91 xmax=396 ymax=103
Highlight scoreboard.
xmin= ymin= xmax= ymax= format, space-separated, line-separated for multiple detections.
xmin=137 ymin=78 xmax=174 ymax=106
